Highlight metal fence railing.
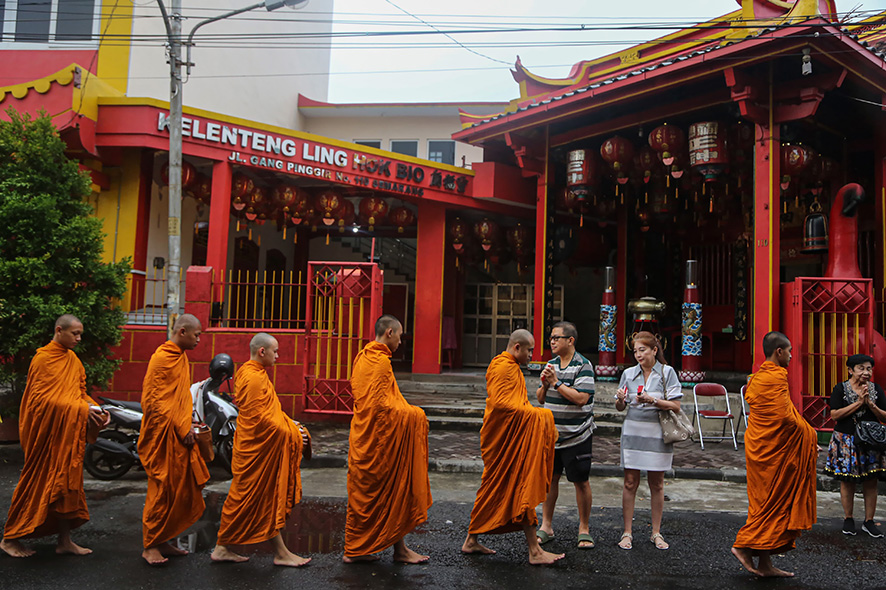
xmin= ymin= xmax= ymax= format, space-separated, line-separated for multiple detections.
xmin=217 ymin=270 xmax=308 ymax=330
xmin=124 ymin=269 xmax=183 ymax=326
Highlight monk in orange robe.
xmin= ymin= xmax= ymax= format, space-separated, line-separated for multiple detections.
xmin=211 ymin=332 xmax=310 ymax=567
xmin=732 ymin=331 xmax=818 ymax=578
xmin=0 ymin=315 xmax=107 ymax=558
xmin=139 ymin=314 xmax=210 ymax=565
xmin=462 ymin=329 xmax=564 ymax=565
xmin=344 ymin=315 xmax=432 ymax=564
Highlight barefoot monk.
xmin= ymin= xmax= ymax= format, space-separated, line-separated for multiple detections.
xmin=139 ymin=314 xmax=209 ymax=565
xmin=0 ymin=315 xmax=107 ymax=558
xmin=462 ymin=329 xmax=564 ymax=565
xmin=344 ymin=315 xmax=432 ymax=564
xmin=211 ymin=333 xmax=311 ymax=567
xmin=732 ymin=331 xmax=818 ymax=578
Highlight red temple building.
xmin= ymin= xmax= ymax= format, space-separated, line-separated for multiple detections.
xmin=3 ymin=0 xmax=886 ymax=429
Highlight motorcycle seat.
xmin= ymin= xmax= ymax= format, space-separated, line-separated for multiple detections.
xmin=99 ymin=397 xmax=143 ymax=412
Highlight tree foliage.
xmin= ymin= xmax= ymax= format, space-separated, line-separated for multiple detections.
xmin=0 ymin=108 xmax=130 ymax=410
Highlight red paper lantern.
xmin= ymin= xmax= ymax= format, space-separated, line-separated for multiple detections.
xmin=273 ymin=185 xmax=300 ymax=213
xmin=450 ymin=217 xmax=470 ymax=254
xmin=338 ymin=199 xmax=356 ymax=231
xmin=473 ymin=218 xmax=500 ymax=251
xmin=358 ymin=196 xmax=389 ymax=230
xmin=231 ymin=173 xmax=254 ymax=211
xmin=688 ymin=121 xmax=728 ymax=182
xmin=161 ymin=160 xmax=197 ymax=190
xmin=781 ymin=143 xmax=815 ymax=189
xmin=314 ymin=190 xmax=343 ymax=226
xmin=506 ymin=224 xmax=532 ymax=258
xmin=648 ymin=124 xmax=685 ymax=166
xmin=287 ymin=191 xmax=312 ymax=224
xmin=600 ymin=136 xmax=635 ymax=184
xmin=192 ymin=174 xmax=211 ymax=205
xmin=634 ymin=145 xmax=660 ymax=184
xmin=389 ymin=206 xmax=416 ymax=233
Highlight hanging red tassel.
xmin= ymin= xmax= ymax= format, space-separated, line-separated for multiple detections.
xmin=283 ymin=225 xmax=287 ymax=240
xmin=580 ymin=214 xmax=584 ymax=228
xmin=248 ymin=227 xmax=252 ymax=241
xmin=236 ymin=219 xmax=241 ymax=231
xmin=644 ymin=191 xmax=648 ymax=204
xmin=257 ymin=235 xmax=261 ymax=247
xmin=326 ymin=233 xmax=330 ymax=245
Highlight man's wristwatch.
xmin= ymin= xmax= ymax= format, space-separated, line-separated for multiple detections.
xmin=554 ymin=381 xmax=564 ymax=390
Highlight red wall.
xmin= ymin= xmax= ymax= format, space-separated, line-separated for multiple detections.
xmin=0 ymin=50 xmax=95 ymax=85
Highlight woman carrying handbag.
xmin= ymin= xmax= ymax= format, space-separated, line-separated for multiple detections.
xmin=615 ymin=331 xmax=683 ymax=551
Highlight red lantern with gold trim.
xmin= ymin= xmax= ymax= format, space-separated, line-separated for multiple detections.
xmin=192 ymin=174 xmax=211 ymax=205
xmin=315 ymin=190 xmax=343 ymax=226
xmin=358 ymin=196 xmax=389 ymax=231
xmin=338 ymin=199 xmax=356 ymax=232
xmin=648 ymin=124 xmax=684 ymax=166
xmin=506 ymin=224 xmax=532 ymax=259
xmin=273 ymin=185 xmax=299 ymax=214
xmin=780 ymin=143 xmax=815 ymax=190
xmin=389 ymin=206 xmax=416 ymax=233
xmin=600 ymin=136 xmax=635 ymax=184
xmin=161 ymin=160 xmax=197 ymax=190
xmin=450 ymin=217 xmax=470 ymax=255
xmin=288 ymin=190 xmax=312 ymax=224
xmin=634 ymin=145 xmax=660 ymax=184
xmin=231 ymin=173 xmax=254 ymax=211
xmin=473 ymin=218 xmax=500 ymax=252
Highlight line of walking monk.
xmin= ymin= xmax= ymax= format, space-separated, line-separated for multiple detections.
xmin=0 ymin=313 xmax=817 ymax=577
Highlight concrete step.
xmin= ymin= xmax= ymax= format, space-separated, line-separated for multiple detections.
xmin=397 ymin=381 xmax=488 ymax=395
xmin=426 ymin=414 xmax=624 ymax=436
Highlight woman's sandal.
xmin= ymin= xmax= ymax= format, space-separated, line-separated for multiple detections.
xmin=618 ymin=533 xmax=632 ymax=550
xmin=650 ymin=533 xmax=669 ymax=550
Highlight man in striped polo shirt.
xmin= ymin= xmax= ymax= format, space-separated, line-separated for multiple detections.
xmin=535 ymin=321 xmax=596 ymax=549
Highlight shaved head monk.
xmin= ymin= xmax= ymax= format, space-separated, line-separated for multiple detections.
xmin=462 ymin=329 xmax=564 ymax=565
xmin=732 ymin=331 xmax=818 ymax=578
xmin=139 ymin=314 xmax=210 ymax=565
xmin=344 ymin=314 xmax=432 ymax=564
xmin=0 ymin=315 xmax=107 ymax=558
xmin=211 ymin=333 xmax=311 ymax=567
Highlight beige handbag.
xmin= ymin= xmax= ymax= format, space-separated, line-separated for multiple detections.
xmin=193 ymin=423 xmax=215 ymax=463
xmin=658 ymin=408 xmax=694 ymax=444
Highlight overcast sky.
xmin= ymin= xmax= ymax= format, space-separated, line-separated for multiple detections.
xmin=325 ymin=0 xmax=882 ymax=104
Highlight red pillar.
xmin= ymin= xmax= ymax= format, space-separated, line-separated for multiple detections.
xmin=206 ymin=160 xmax=232 ymax=302
xmin=413 ymin=200 xmax=447 ymax=374
xmin=752 ymin=120 xmax=780 ymax=369
xmin=874 ymin=136 xmax=886 ymax=315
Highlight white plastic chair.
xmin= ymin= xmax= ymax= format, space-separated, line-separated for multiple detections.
xmin=692 ymin=383 xmax=737 ymax=450
xmin=734 ymin=385 xmax=749 ymax=440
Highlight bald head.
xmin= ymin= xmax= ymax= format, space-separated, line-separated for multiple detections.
xmin=55 ymin=314 xmax=82 ymax=330
xmin=250 ymin=332 xmax=278 ymax=356
xmin=171 ymin=313 xmax=202 ymax=351
xmin=509 ymin=329 xmax=533 ymax=347
xmin=374 ymin=314 xmax=402 ymax=338
xmin=250 ymin=332 xmax=279 ymax=367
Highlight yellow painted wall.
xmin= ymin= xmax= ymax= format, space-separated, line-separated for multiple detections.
xmin=95 ymin=0 xmax=134 ymax=95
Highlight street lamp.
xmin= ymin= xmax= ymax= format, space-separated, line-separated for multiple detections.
xmin=156 ymin=0 xmax=308 ymax=336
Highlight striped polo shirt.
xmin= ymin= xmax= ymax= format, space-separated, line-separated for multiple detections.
xmin=543 ymin=352 xmax=596 ymax=449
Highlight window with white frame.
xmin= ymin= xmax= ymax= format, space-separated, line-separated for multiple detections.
xmin=1 ymin=0 xmax=98 ymax=44
xmin=428 ymin=140 xmax=455 ymax=165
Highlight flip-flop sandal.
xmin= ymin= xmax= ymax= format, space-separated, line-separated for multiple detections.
xmin=650 ymin=533 xmax=669 ymax=550
xmin=577 ymin=533 xmax=595 ymax=549
xmin=618 ymin=533 xmax=632 ymax=550
xmin=536 ymin=530 xmax=555 ymax=545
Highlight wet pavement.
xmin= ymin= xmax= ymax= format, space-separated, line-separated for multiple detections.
xmin=1 ymin=469 xmax=884 ymax=590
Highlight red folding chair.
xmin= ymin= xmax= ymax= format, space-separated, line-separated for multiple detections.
xmin=692 ymin=383 xmax=737 ymax=450
xmin=734 ymin=385 xmax=749 ymax=441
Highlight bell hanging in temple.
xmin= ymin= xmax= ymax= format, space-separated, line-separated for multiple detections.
xmin=801 ymin=199 xmax=828 ymax=254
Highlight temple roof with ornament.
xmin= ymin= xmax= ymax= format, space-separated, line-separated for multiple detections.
xmin=456 ymin=0 xmax=886 ymax=135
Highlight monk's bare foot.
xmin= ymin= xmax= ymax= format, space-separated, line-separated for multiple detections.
xmin=56 ymin=539 xmax=92 ymax=556
xmin=142 ymin=548 xmax=169 ymax=565
xmin=158 ymin=542 xmax=188 ymax=557
xmin=274 ymin=550 xmax=311 ymax=567
xmin=731 ymin=547 xmax=759 ymax=575
xmin=0 ymin=539 xmax=36 ymax=558
xmin=756 ymin=566 xmax=794 ymax=578
xmin=342 ymin=554 xmax=380 ymax=563
xmin=528 ymin=548 xmax=565 ymax=565
xmin=211 ymin=546 xmax=249 ymax=563
xmin=461 ymin=537 xmax=496 ymax=555
xmin=393 ymin=545 xmax=429 ymax=564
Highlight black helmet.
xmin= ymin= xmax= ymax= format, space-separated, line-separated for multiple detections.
xmin=207 ymin=353 xmax=234 ymax=390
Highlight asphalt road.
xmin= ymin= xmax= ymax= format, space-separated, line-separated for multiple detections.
xmin=0 ymin=452 xmax=884 ymax=589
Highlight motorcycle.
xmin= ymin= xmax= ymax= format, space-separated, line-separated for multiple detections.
xmin=84 ymin=353 xmax=238 ymax=480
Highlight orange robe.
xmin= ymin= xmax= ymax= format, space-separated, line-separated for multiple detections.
xmin=3 ymin=340 xmax=95 ymax=539
xmin=138 ymin=341 xmax=209 ymax=549
xmin=217 ymin=360 xmax=303 ymax=545
xmin=468 ymin=351 xmax=557 ymax=535
xmin=345 ymin=341 xmax=432 ymax=557
xmin=734 ymin=360 xmax=817 ymax=553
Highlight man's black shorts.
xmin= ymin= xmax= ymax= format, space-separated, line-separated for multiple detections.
xmin=553 ymin=435 xmax=593 ymax=483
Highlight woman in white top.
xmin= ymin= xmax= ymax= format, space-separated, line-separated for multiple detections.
xmin=615 ymin=331 xmax=683 ymax=551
